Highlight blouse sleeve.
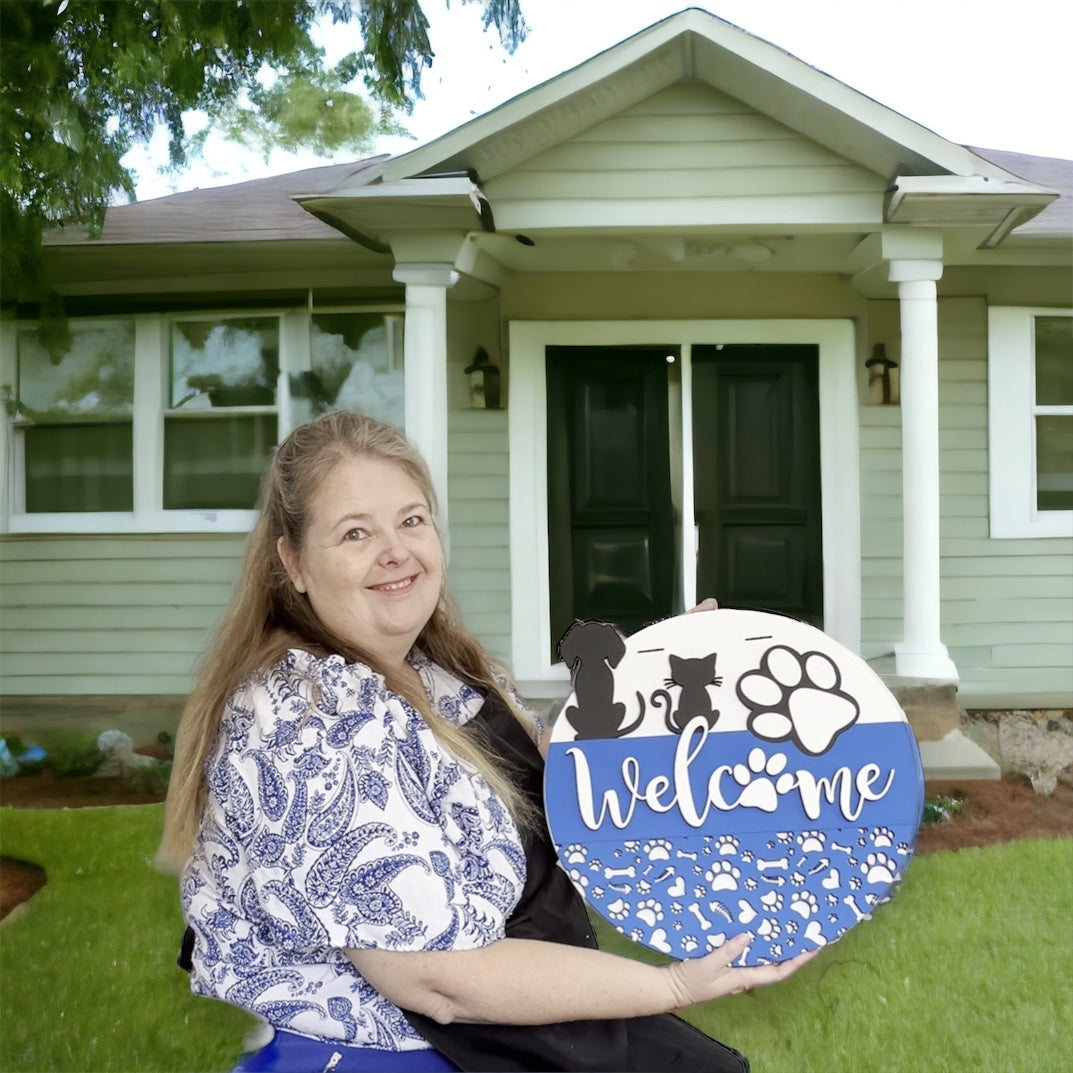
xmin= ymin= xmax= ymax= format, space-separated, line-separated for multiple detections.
xmin=198 ymin=651 xmax=527 ymax=957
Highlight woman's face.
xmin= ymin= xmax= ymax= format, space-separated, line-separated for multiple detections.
xmin=277 ymin=454 xmax=443 ymax=669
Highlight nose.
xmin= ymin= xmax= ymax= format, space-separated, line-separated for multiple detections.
xmin=376 ymin=531 xmax=411 ymax=566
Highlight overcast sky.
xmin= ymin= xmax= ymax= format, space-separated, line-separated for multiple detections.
xmin=125 ymin=0 xmax=1073 ymax=201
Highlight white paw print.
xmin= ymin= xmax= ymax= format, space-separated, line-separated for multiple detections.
xmin=849 ymin=875 xmax=862 ymax=891
xmin=871 ymin=827 xmax=895 ymax=848
xmin=568 ymin=868 xmax=589 ymax=889
xmin=732 ymin=748 xmax=794 ymax=811
xmin=564 ymin=843 xmax=588 ymax=864
xmin=592 ymin=886 xmax=605 ymax=899
xmin=744 ymin=877 xmax=758 ymax=891
xmin=682 ymin=935 xmax=699 ymax=953
xmin=624 ymin=840 xmax=641 ymax=853
xmin=607 ymin=898 xmax=630 ymax=921
xmin=706 ymin=861 xmax=741 ymax=891
xmin=738 ymin=645 xmax=860 ymax=755
xmin=777 ymin=832 xmax=795 ymax=845
xmin=716 ymin=835 xmax=739 ymax=856
xmin=636 ymin=898 xmax=664 ymax=926
xmin=862 ymin=852 xmax=897 ymax=884
xmin=797 ymin=830 xmax=826 ymax=853
xmin=790 ymin=891 xmax=819 ymax=919
xmin=643 ymin=838 xmax=672 ymax=861
xmin=760 ymin=890 xmax=784 ymax=911
xmin=757 ymin=917 xmax=781 ymax=940
xmin=784 ymin=918 xmax=799 ymax=935
xmin=636 ymin=880 xmax=652 ymax=895
xmin=790 ymin=871 xmax=806 ymax=887
xmin=770 ymin=944 xmax=783 ymax=959
xmin=669 ymin=901 xmax=683 ymax=914
xmin=740 ymin=849 xmax=755 ymax=863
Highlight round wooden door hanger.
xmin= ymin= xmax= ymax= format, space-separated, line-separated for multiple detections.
xmin=544 ymin=609 xmax=924 ymax=965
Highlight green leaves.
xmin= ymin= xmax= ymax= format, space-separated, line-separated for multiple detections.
xmin=0 ymin=0 xmax=525 ymax=320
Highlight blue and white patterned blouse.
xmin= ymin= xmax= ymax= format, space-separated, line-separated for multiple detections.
xmin=181 ymin=649 xmax=530 ymax=1049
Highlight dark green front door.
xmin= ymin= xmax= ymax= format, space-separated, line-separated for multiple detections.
xmin=546 ymin=347 xmax=675 ymax=649
xmin=546 ymin=343 xmax=823 ymax=649
xmin=692 ymin=345 xmax=823 ymax=625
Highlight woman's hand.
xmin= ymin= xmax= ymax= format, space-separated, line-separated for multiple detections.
xmin=687 ymin=597 xmax=719 ymax=614
xmin=664 ymin=932 xmax=820 ymax=1007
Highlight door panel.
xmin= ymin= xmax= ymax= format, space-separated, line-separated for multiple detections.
xmin=547 ymin=348 xmax=675 ymax=647
xmin=692 ymin=345 xmax=823 ymax=625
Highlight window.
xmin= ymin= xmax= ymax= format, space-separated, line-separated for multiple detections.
xmin=13 ymin=321 xmax=135 ymax=513
xmin=2 ymin=307 xmax=404 ymax=533
xmin=166 ymin=317 xmax=280 ymax=511
xmin=988 ymin=307 xmax=1073 ymax=538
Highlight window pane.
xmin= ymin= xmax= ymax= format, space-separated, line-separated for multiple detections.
xmin=170 ymin=318 xmax=279 ymax=409
xmin=293 ymin=313 xmax=405 ymax=428
xmin=164 ymin=415 xmax=276 ymax=509
xmin=1036 ymin=415 xmax=1073 ymax=511
xmin=17 ymin=321 xmax=135 ymax=512
xmin=25 ymin=424 xmax=133 ymax=512
xmin=1035 ymin=317 xmax=1073 ymax=406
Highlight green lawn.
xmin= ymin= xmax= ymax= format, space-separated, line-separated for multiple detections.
xmin=1 ymin=804 xmax=1070 ymax=1073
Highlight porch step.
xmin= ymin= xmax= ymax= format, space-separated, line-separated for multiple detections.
xmin=883 ymin=679 xmax=1000 ymax=780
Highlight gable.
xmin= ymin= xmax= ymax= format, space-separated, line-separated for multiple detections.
xmin=484 ymin=82 xmax=882 ymax=221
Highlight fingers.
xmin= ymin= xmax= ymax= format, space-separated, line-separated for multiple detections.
xmin=666 ymin=933 xmax=821 ymax=1008
xmin=687 ymin=597 xmax=719 ymax=614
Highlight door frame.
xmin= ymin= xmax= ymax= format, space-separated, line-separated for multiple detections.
xmin=508 ymin=319 xmax=860 ymax=692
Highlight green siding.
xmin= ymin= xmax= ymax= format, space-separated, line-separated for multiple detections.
xmin=446 ymin=408 xmax=512 ymax=663
xmin=0 ymin=534 xmax=243 ymax=695
xmin=487 ymin=83 xmax=882 ymax=210
xmin=859 ymin=296 xmax=1073 ymax=705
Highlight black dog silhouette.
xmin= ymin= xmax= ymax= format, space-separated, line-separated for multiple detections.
xmin=557 ymin=619 xmax=645 ymax=740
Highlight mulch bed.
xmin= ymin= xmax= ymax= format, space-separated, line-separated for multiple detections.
xmin=2 ymin=771 xmax=1071 ymax=922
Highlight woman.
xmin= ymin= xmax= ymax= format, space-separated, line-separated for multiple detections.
xmin=159 ymin=411 xmax=817 ymax=1072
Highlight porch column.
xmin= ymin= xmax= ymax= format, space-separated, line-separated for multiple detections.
xmin=890 ymin=260 xmax=958 ymax=681
xmin=392 ymin=263 xmax=458 ymax=534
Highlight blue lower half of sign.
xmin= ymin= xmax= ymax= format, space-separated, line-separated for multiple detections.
xmin=544 ymin=724 xmax=923 ymax=963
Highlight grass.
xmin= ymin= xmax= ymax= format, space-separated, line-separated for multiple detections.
xmin=1 ymin=806 xmax=1070 ymax=1073
xmin=0 ymin=805 xmax=255 ymax=1073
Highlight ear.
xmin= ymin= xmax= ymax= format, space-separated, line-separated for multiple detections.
xmin=276 ymin=536 xmax=307 ymax=594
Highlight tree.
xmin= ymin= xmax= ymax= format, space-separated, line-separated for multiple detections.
xmin=0 ymin=0 xmax=525 ymax=328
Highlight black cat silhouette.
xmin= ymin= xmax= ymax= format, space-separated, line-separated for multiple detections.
xmin=557 ymin=620 xmax=645 ymax=739
xmin=650 ymin=652 xmax=722 ymax=734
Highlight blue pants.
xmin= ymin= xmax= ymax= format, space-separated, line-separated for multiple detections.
xmin=232 ymin=1029 xmax=460 ymax=1072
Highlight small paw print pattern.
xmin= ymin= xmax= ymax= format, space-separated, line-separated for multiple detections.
xmin=545 ymin=609 xmax=925 ymax=965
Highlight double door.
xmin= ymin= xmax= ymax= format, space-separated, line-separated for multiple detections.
xmin=546 ymin=344 xmax=822 ymax=651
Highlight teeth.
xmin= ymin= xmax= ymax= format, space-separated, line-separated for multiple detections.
xmin=377 ymin=577 xmax=413 ymax=592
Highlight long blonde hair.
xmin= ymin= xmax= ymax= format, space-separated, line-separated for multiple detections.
xmin=157 ymin=411 xmax=535 ymax=875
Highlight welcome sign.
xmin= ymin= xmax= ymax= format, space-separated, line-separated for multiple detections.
xmin=544 ymin=610 xmax=924 ymax=965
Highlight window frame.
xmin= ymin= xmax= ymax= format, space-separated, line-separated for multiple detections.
xmin=1 ymin=304 xmax=405 ymax=534
xmin=987 ymin=306 xmax=1073 ymax=539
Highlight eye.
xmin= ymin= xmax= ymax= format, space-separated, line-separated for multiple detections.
xmin=401 ymin=513 xmax=427 ymax=528
xmin=343 ymin=527 xmax=368 ymax=542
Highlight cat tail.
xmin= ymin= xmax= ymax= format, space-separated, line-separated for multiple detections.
xmin=649 ymin=689 xmax=675 ymax=733
xmin=617 ymin=692 xmax=647 ymax=737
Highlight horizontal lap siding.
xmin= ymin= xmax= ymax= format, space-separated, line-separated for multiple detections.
xmin=0 ymin=535 xmax=243 ymax=694
xmin=861 ymin=297 xmax=1073 ymax=702
xmin=937 ymin=299 xmax=1073 ymax=704
xmin=446 ymin=409 xmax=512 ymax=662
xmin=486 ymin=83 xmax=880 ymax=214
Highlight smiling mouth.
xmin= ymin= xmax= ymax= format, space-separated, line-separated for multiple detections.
xmin=370 ymin=575 xmax=419 ymax=594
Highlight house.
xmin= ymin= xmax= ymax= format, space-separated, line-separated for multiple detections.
xmin=1 ymin=9 xmax=1070 ymax=776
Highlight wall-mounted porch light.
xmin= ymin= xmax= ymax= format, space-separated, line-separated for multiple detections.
xmin=865 ymin=343 xmax=899 ymax=405
xmin=464 ymin=347 xmax=502 ymax=409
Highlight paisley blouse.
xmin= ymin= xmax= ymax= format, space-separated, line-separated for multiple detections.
xmin=181 ymin=649 xmax=530 ymax=1049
